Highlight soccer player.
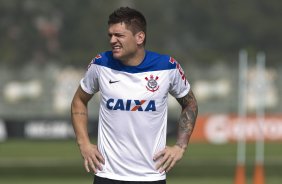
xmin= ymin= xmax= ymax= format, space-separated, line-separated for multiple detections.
xmin=71 ymin=7 xmax=198 ymax=184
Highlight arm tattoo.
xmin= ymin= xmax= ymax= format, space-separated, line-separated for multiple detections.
xmin=176 ymin=90 xmax=198 ymax=150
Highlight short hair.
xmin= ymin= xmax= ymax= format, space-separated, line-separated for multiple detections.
xmin=108 ymin=7 xmax=147 ymax=45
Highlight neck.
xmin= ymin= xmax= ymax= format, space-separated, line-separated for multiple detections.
xmin=121 ymin=48 xmax=145 ymax=66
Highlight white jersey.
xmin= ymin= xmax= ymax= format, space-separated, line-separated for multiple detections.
xmin=80 ymin=50 xmax=190 ymax=181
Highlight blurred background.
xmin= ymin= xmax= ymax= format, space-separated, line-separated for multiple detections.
xmin=0 ymin=0 xmax=281 ymax=184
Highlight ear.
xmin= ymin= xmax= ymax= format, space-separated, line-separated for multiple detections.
xmin=135 ymin=31 xmax=145 ymax=45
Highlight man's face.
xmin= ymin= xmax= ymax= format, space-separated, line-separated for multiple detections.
xmin=108 ymin=22 xmax=141 ymax=62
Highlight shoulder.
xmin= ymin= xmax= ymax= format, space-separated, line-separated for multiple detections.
xmin=145 ymin=51 xmax=178 ymax=71
xmin=88 ymin=51 xmax=123 ymax=71
xmin=91 ymin=51 xmax=113 ymax=66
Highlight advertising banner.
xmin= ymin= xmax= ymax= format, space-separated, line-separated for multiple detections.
xmin=1 ymin=115 xmax=282 ymax=144
xmin=191 ymin=114 xmax=282 ymax=144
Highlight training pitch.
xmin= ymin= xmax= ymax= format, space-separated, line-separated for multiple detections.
xmin=0 ymin=139 xmax=281 ymax=184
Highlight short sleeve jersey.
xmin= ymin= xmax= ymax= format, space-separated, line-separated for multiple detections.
xmin=80 ymin=50 xmax=190 ymax=181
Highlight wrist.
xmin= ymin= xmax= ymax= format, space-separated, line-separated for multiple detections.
xmin=76 ymin=138 xmax=91 ymax=147
xmin=175 ymin=143 xmax=186 ymax=153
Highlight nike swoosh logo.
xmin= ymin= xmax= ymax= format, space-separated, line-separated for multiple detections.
xmin=109 ymin=80 xmax=120 ymax=84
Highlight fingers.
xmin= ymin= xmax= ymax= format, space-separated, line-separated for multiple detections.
xmin=96 ymin=152 xmax=105 ymax=165
xmin=154 ymin=146 xmax=183 ymax=173
xmin=84 ymin=159 xmax=90 ymax=172
xmin=84 ymin=157 xmax=95 ymax=173
xmin=84 ymin=154 xmax=104 ymax=173
xmin=155 ymin=150 xmax=168 ymax=171
xmin=94 ymin=153 xmax=104 ymax=171
xmin=81 ymin=144 xmax=105 ymax=174
xmin=166 ymin=158 xmax=177 ymax=173
xmin=153 ymin=148 xmax=166 ymax=161
xmin=155 ymin=152 xmax=173 ymax=173
xmin=84 ymin=157 xmax=97 ymax=173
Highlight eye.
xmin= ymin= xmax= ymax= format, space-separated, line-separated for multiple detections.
xmin=115 ymin=33 xmax=124 ymax=38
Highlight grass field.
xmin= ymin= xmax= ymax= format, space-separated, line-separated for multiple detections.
xmin=0 ymin=139 xmax=281 ymax=184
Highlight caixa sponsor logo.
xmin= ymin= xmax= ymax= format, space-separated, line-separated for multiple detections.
xmin=106 ymin=98 xmax=156 ymax=111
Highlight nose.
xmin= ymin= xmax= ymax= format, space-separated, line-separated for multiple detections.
xmin=109 ymin=35 xmax=117 ymax=44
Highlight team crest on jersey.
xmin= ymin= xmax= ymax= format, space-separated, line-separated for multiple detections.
xmin=145 ymin=75 xmax=159 ymax=92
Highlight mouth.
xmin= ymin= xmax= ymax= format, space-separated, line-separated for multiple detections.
xmin=112 ymin=45 xmax=122 ymax=53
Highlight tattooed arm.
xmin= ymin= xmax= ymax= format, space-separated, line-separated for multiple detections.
xmin=71 ymin=86 xmax=104 ymax=173
xmin=154 ymin=89 xmax=198 ymax=173
xmin=176 ymin=89 xmax=198 ymax=150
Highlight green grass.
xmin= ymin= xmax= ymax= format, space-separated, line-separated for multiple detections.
xmin=0 ymin=139 xmax=281 ymax=184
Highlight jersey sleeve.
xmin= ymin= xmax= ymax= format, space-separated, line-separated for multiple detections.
xmin=169 ymin=62 xmax=190 ymax=98
xmin=80 ymin=59 xmax=99 ymax=94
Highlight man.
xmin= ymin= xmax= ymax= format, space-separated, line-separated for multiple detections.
xmin=71 ymin=7 xmax=198 ymax=184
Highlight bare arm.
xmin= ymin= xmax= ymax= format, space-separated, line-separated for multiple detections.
xmin=175 ymin=89 xmax=198 ymax=150
xmin=71 ymin=86 xmax=93 ymax=146
xmin=71 ymin=86 xmax=104 ymax=173
xmin=154 ymin=89 xmax=198 ymax=173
